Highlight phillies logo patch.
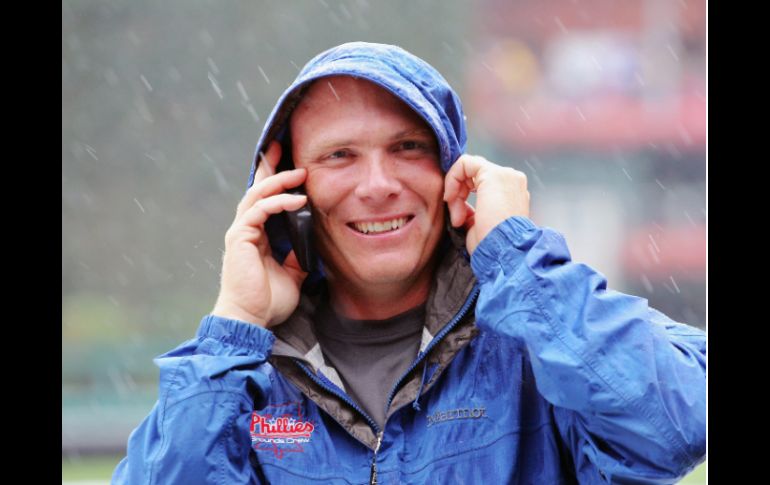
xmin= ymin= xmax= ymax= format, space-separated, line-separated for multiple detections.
xmin=250 ymin=401 xmax=316 ymax=459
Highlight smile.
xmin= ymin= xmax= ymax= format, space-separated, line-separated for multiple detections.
xmin=347 ymin=215 xmax=415 ymax=235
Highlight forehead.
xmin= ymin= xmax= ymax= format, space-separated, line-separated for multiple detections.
xmin=289 ymin=75 xmax=430 ymax=135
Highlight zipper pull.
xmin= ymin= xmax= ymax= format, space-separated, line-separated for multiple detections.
xmin=369 ymin=430 xmax=384 ymax=485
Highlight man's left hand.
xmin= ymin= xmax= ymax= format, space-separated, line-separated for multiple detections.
xmin=443 ymin=154 xmax=530 ymax=255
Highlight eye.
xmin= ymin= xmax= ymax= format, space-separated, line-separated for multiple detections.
xmin=327 ymin=150 xmax=349 ymax=159
xmin=398 ymin=140 xmax=427 ymax=151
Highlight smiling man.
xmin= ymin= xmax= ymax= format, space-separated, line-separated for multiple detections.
xmin=113 ymin=42 xmax=706 ymax=484
xmin=288 ymin=75 xmax=446 ymax=320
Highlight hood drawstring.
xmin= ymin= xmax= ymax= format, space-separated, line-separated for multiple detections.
xmin=412 ymin=353 xmax=430 ymax=412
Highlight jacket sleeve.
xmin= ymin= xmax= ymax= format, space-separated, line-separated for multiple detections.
xmin=470 ymin=216 xmax=706 ymax=484
xmin=111 ymin=315 xmax=276 ymax=485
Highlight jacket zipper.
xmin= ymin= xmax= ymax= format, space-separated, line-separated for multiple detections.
xmin=369 ymin=429 xmax=384 ymax=484
xmin=293 ymin=359 xmax=382 ymax=435
xmin=292 ymin=284 xmax=479 ymax=484
xmin=384 ymin=285 xmax=480 ymax=414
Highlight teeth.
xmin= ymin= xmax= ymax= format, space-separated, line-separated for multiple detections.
xmin=353 ymin=217 xmax=408 ymax=234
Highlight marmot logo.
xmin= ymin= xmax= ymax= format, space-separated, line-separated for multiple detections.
xmin=426 ymin=406 xmax=487 ymax=427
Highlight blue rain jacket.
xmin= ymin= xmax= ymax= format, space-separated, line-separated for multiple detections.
xmin=112 ymin=42 xmax=706 ymax=484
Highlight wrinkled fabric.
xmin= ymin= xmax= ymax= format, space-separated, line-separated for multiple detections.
xmin=112 ymin=42 xmax=706 ymax=484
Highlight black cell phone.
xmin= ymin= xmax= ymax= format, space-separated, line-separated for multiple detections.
xmin=283 ymin=187 xmax=319 ymax=273
xmin=273 ymin=135 xmax=319 ymax=273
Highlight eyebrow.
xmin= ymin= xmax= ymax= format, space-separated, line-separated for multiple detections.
xmin=307 ymin=128 xmax=434 ymax=156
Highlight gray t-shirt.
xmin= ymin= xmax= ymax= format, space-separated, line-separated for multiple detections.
xmin=313 ymin=295 xmax=426 ymax=431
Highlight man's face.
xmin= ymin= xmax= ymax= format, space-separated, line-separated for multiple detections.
xmin=289 ymin=75 xmax=445 ymax=291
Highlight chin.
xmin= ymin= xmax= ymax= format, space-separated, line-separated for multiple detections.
xmin=350 ymin=258 xmax=421 ymax=286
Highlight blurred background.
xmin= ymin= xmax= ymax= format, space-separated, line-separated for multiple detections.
xmin=62 ymin=0 xmax=706 ymax=481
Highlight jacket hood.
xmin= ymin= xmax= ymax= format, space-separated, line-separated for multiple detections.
xmin=246 ymin=41 xmax=468 ymax=285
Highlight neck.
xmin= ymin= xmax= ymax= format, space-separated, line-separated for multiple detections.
xmin=326 ymin=258 xmax=438 ymax=321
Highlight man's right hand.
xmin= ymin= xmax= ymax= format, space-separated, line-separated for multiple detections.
xmin=212 ymin=140 xmax=310 ymax=329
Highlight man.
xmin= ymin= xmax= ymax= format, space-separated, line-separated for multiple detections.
xmin=113 ymin=42 xmax=706 ymax=484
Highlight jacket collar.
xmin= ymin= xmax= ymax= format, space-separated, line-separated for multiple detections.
xmin=269 ymin=223 xmax=475 ymax=380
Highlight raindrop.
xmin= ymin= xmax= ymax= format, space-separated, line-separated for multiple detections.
xmin=339 ymin=3 xmax=353 ymax=20
xmin=575 ymin=106 xmax=587 ymax=121
xmin=519 ymin=106 xmax=531 ymax=121
xmin=524 ymin=160 xmax=545 ymax=189
xmin=207 ymin=57 xmax=220 ymax=76
xmin=140 ymin=74 xmax=153 ymax=92
xmin=122 ymin=253 xmax=135 ymax=267
xmin=208 ymin=72 xmax=224 ymax=99
xmin=257 ymin=65 xmax=271 ymax=84
xmin=669 ymin=276 xmax=680 ymax=294
xmin=665 ymin=143 xmax=682 ymax=160
xmin=621 ymin=167 xmax=633 ymax=181
xmin=666 ymin=44 xmax=680 ymax=62
xmin=678 ymin=125 xmax=693 ymax=146
xmin=246 ymin=103 xmax=260 ymax=123
xmin=237 ymin=81 xmax=250 ymax=102
xmin=684 ymin=210 xmax=696 ymax=227
xmin=326 ymin=81 xmax=340 ymax=101
xmin=84 ymin=144 xmax=98 ymax=160
xmin=554 ymin=16 xmax=568 ymax=34
xmin=655 ymin=179 xmax=667 ymax=190
xmin=212 ymin=163 xmax=231 ymax=191
xmin=590 ymin=55 xmax=603 ymax=72
xmin=640 ymin=274 xmax=654 ymax=294
xmin=134 ymin=198 xmax=146 ymax=213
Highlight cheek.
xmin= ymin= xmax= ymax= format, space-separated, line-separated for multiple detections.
xmin=409 ymin=167 xmax=445 ymax=206
xmin=305 ymin=170 xmax=348 ymax=211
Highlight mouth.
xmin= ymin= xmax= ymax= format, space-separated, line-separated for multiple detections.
xmin=346 ymin=215 xmax=415 ymax=236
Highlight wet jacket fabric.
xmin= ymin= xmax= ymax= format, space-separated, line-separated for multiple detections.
xmin=112 ymin=42 xmax=707 ymax=484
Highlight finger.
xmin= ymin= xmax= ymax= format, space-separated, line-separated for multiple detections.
xmin=444 ymin=155 xmax=483 ymax=204
xmin=254 ymin=140 xmax=282 ymax=182
xmin=461 ymin=201 xmax=476 ymax=231
xmin=448 ymin=197 xmax=467 ymax=227
xmin=236 ymin=168 xmax=307 ymax=219
xmin=238 ymin=193 xmax=308 ymax=229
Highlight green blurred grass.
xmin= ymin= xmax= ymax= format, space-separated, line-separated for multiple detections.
xmin=62 ymin=455 xmax=122 ymax=481
xmin=62 ymin=455 xmax=706 ymax=482
xmin=679 ymin=460 xmax=707 ymax=484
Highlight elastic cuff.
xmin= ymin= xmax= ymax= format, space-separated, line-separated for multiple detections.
xmin=470 ymin=216 xmax=540 ymax=284
xmin=197 ymin=314 xmax=276 ymax=356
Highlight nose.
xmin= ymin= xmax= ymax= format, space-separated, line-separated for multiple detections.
xmin=353 ymin=152 xmax=403 ymax=202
